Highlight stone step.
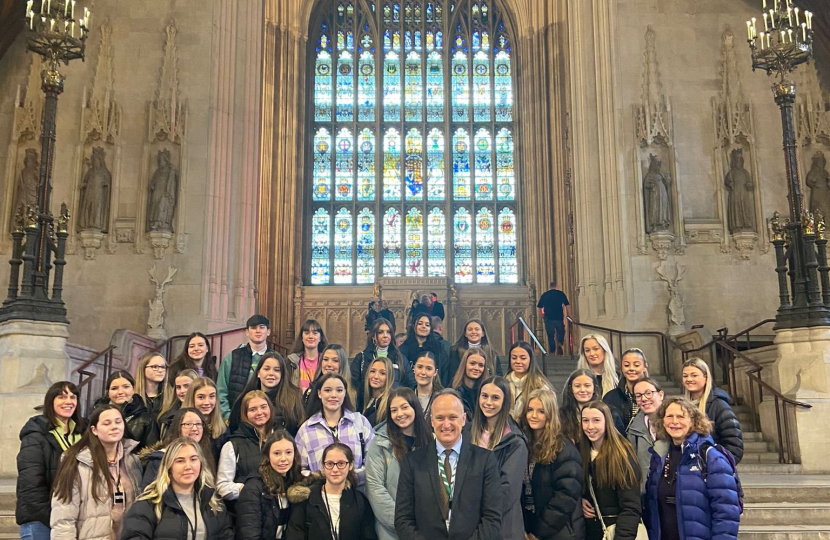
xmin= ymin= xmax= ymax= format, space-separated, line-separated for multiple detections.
xmin=744 ymin=440 xmax=773 ymax=453
xmin=743 ymin=485 xmax=830 ymax=504
xmin=738 ymin=525 xmax=830 ymax=540
xmin=741 ymin=452 xmax=784 ymax=464
xmin=738 ymin=463 xmax=804 ymax=474
xmin=741 ymin=503 xmax=830 ymax=527
xmin=0 ymin=512 xmax=15 ymax=535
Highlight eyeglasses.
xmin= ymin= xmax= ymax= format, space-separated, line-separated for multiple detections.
xmin=147 ymin=365 xmax=167 ymax=371
xmin=322 ymin=461 xmax=350 ymax=470
xmin=181 ymin=422 xmax=204 ymax=430
xmin=634 ymin=390 xmax=658 ymax=401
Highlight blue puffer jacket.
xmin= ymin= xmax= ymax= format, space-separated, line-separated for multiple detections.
xmin=643 ymin=432 xmax=740 ymax=540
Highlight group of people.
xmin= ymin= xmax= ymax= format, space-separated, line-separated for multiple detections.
xmin=16 ymin=312 xmax=743 ymax=540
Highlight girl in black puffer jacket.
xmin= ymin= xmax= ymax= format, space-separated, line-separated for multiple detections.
xmin=16 ymin=382 xmax=86 ymax=540
xmin=682 ymin=358 xmax=744 ymax=463
xmin=520 ymin=388 xmax=584 ymax=540
xmin=236 ymin=431 xmax=303 ymax=540
xmin=121 ymin=437 xmax=233 ymax=540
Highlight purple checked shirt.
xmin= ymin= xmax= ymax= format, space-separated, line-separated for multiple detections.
xmin=295 ymin=409 xmax=374 ymax=486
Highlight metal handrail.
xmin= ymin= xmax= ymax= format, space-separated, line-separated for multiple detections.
xmin=72 ymin=345 xmax=116 ymax=414
xmin=716 ymin=340 xmax=810 ymax=463
xmin=566 ymin=316 xmax=677 ymax=381
xmin=509 ymin=316 xmax=547 ymax=355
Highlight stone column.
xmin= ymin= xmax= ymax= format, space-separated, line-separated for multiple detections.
xmin=0 ymin=320 xmax=70 ymax=474
xmin=771 ymin=326 xmax=830 ymax=472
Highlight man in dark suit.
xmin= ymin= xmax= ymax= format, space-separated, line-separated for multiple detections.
xmin=395 ymin=389 xmax=501 ymax=540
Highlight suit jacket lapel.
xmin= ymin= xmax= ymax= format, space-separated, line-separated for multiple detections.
xmin=428 ymin=447 xmax=448 ymax=519
xmin=453 ymin=438 xmax=471 ymax=502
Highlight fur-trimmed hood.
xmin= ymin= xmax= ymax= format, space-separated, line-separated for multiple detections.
xmin=286 ymin=471 xmax=355 ymax=504
xmin=137 ymin=440 xmax=165 ymax=463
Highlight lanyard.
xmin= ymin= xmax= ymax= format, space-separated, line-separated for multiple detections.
xmin=183 ymin=494 xmax=199 ymax=540
xmin=322 ymin=485 xmax=339 ymax=540
xmin=52 ymin=429 xmax=74 ymax=451
xmin=437 ymin=451 xmax=456 ymax=501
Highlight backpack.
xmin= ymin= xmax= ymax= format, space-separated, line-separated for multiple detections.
xmin=698 ymin=441 xmax=745 ymax=514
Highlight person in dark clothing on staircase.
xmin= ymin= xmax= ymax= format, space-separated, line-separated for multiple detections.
xmin=216 ymin=315 xmax=273 ymax=421
xmin=537 ymin=282 xmax=571 ymax=354
xmin=681 ymin=358 xmax=744 ymax=463
xmin=16 ymin=381 xmax=85 ymax=540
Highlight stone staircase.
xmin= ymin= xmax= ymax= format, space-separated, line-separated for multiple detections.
xmin=0 ymin=479 xmax=15 ymax=540
xmin=542 ymin=354 xmax=830 ymax=539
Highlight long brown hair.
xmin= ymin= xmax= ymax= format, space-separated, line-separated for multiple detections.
xmin=290 ymin=319 xmax=328 ymax=355
xmin=259 ymin=430 xmax=302 ymax=496
xmin=470 ymin=376 xmax=513 ymax=449
xmin=452 ymin=348 xmax=490 ymax=389
xmin=322 ymin=442 xmax=358 ymax=488
xmin=520 ymin=388 xmax=564 ymax=464
xmin=134 ymin=353 xmax=168 ymax=406
xmin=239 ymin=352 xmax=306 ymax=430
xmin=171 ymin=332 xmax=218 ymax=381
xmin=579 ymin=401 xmax=639 ymax=490
xmin=52 ymin=404 xmax=124 ymax=504
xmin=385 ymin=388 xmax=432 ymax=461
xmin=183 ymin=378 xmax=227 ymax=439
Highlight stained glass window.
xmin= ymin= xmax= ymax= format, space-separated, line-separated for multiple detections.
xmin=311 ymin=208 xmax=330 ymax=284
xmin=475 ymin=207 xmax=495 ymax=283
xmin=335 ymin=128 xmax=354 ymax=200
xmin=356 ymin=208 xmax=375 ymax=283
xmin=405 ymin=128 xmax=423 ymax=200
xmin=308 ymin=0 xmax=518 ymax=284
xmin=405 ymin=208 xmax=424 ymax=276
xmin=454 ymin=207 xmax=472 ymax=283
xmin=426 ymin=128 xmax=444 ymax=200
xmin=357 ymin=128 xmax=375 ymax=200
xmin=333 ymin=208 xmax=353 ymax=283
xmin=428 ymin=207 xmax=446 ymax=276
xmin=382 ymin=207 xmax=402 ymax=276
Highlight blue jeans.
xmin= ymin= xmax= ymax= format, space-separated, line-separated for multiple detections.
xmin=20 ymin=521 xmax=51 ymax=540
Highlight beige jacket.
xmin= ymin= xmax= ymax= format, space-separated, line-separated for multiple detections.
xmin=50 ymin=439 xmax=143 ymax=540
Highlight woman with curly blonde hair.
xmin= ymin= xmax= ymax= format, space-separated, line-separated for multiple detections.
xmin=520 ymin=389 xmax=584 ymax=540
xmin=121 ymin=437 xmax=233 ymax=540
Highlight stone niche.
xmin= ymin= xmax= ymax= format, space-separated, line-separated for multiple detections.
xmin=295 ymin=278 xmax=533 ymax=356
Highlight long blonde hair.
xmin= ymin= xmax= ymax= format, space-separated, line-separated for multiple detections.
xmin=681 ymin=358 xmax=713 ymax=414
xmin=183 ymin=378 xmax=227 ymax=440
xmin=134 ymin=353 xmax=168 ymax=406
xmin=576 ymin=334 xmax=619 ymax=397
xmin=363 ymin=356 xmax=394 ymax=423
xmin=138 ymin=437 xmax=223 ymax=518
xmin=520 ymin=388 xmax=565 ymax=464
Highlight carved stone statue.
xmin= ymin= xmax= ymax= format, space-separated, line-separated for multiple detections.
xmin=147 ymin=264 xmax=177 ymax=339
xmin=643 ymin=154 xmax=672 ymax=233
xmin=807 ymin=151 xmax=830 ymax=220
xmin=146 ymin=149 xmax=179 ymax=232
xmin=77 ymin=146 xmax=112 ymax=231
xmin=656 ymin=261 xmax=686 ymax=335
xmin=14 ymin=149 xmax=39 ymax=216
xmin=724 ymin=148 xmax=756 ymax=233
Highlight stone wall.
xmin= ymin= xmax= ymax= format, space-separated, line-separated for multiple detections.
xmin=0 ymin=0 xmax=264 ymax=350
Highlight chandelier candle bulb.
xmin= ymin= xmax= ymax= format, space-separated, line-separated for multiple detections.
xmin=747 ymin=21 xmax=753 ymax=40
xmin=787 ymin=7 xmax=792 ymax=26
xmin=46 ymin=0 xmax=50 ymax=14
xmin=802 ymin=22 xmax=807 ymax=41
xmin=788 ymin=28 xmax=793 ymax=43
xmin=63 ymin=0 xmax=67 ymax=16
xmin=794 ymin=7 xmax=799 ymax=26
xmin=764 ymin=13 xmax=769 ymax=30
xmin=770 ymin=10 xmax=776 ymax=28
xmin=763 ymin=0 xmax=766 ymax=8
xmin=70 ymin=0 xmax=74 ymax=18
